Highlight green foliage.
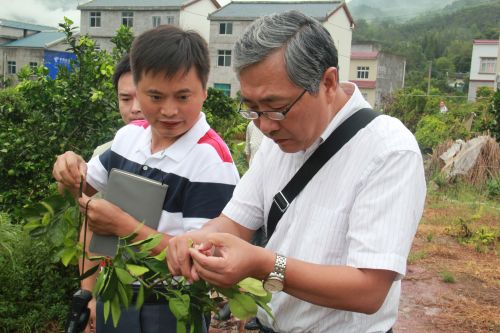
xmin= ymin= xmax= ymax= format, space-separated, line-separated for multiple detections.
xmin=415 ymin=115 xmax=449 ymax=150
xmin=0 ymin=18 xmax=127 ymax=217
xmin=111 ymin=25 xmax=135 ymax=61
xmin=21 ymin=191 xmax=82 ymax=266
xmin=0 ymin=218 xmax=78 ymax=332
xmin=440 ymin=271 xmax=456 ymax=283
xmin=88 ymin=232 xmax=272 ymax=330
xmin=203 ymin=87 xmax=248 ymax=174
xmin=407 ymin=250 xmax=427 ymax=264
xmin=486 ymin=174 xmax=500 ymax=198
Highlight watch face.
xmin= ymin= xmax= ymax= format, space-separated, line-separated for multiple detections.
xmin=263 ymin=277 xmax=283 ymax=293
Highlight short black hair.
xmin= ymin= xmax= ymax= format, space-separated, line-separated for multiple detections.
xmin=130 ymin=25 xmax=209 ymax=88
xmin=112 ymin=54 xmax=131 ymax=91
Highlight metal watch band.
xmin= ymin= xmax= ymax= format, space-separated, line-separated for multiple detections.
xmin=274 ymin=254 xmax=287 ymax=278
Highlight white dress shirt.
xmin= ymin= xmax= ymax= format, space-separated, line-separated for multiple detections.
xmin=222 ymin=83 xmax=426 ymax=332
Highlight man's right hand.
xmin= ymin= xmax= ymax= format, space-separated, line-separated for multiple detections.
xmin=52 ymin=151 xmax=87 ymax=197
xmin=167 ymin=230 xmax=211 ymax=281
xmin=83 ymin=298 xmax=96 ymax=333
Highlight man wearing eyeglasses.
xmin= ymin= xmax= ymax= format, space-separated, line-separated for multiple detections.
xmin=167 ymin=10 xmax=426 ymax=333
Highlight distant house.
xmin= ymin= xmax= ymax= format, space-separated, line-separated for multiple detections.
xmin=207 ymin=1 xmax=354 ymax=97
xmin=77 ymin=0 xmax=221 ymax=52
xmin=467 ymin=39 xmax=499 ymax=102
xmin=0 ymin=18 xmax=73 ymax=84
xmin=348 ymin=43 xmax=406 ymax=108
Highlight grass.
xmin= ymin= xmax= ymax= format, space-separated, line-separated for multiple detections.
xmin=408 ymin=250 xmax=427 ymax=264
xmin=440 ymin=270 xmax=456 ymax=283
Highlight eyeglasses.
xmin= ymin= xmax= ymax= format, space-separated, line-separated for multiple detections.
xmin=238 ymin=90 xmax=307 ymax=121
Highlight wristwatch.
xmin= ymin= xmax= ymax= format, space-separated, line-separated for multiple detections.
xmin=263 ymin=253 xmax=287 ymax=293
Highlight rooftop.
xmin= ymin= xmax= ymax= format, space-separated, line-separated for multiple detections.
xmin=3 ymin=31 xmax=67 ymax=49
xmin=209 ymin=1 xmax=342 ymax=21
xmin=78 ymin=0 xmax=217 ymax=10
xmin=0 ymin=18 xmax=57 ymax=32
xmin=473 ymin=39 xmax=499 ymax=45
xmin=351 ymin=51 xmax=379 ymax=59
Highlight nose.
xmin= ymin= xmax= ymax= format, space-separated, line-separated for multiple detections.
xmin=160 ymin=99 xmax=178 ymax=117
xmin=131 ymin=97 xmax=143 ymax=116
xmin=256 ymin=116 xmax=280 ymax=135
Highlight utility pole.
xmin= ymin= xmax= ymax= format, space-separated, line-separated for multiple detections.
xmin=427 ymin=61 xmax=432 ymax=96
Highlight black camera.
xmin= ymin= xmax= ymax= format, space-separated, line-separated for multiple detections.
xmin=65 ymin=289 xmax=92 ymax=333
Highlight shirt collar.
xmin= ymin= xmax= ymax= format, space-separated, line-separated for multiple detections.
xmin=305 ymin=82 xmax=371 ymax=155
xmin=135 ymin=112 xmax=210 ymax=162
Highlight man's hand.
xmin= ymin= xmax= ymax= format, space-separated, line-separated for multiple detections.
xmin=167 ymin=230 xmax=212 ymax=281
xmin=189 ymin=233 xmax=273 ymax=288
xmin=52 ymin=151 xmax=87 ymax=197
xmin=78 ymin=194 xmax=133 ymax=237
xmin=83 ymin=298 xmax=96 ymax=333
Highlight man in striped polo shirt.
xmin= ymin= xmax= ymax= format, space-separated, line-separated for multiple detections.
xmin=53 ymin=25 xmax=239 ymax=333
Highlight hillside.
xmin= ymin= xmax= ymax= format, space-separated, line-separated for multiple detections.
xmin=348 ymin=0 xmax=456 ymax=22
xmin=353 ymin=1 xmax=500 ymax=78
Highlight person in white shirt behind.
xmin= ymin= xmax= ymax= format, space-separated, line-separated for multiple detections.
xmin=167 ymin=10 xmax=426 ymax=333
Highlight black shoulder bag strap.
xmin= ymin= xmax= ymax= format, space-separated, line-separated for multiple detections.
xmin=266 ymin=108 xmax=380 ymax=239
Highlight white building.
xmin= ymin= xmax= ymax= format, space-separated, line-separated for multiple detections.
xmin=77 ymin=0 xmax=221 ymax=52
xmin=349 ymin=43 xmax=406 ymax=108
xmin=468 ymin=39 xmax=499 ymax=101
xmin=0 ymin=18 xmax=71 ymax=85
xmin=207 ymin=1 xmax=354 ymax=97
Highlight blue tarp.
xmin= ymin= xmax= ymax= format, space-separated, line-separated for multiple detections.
xmin=44 ymin=50 xmax=76 ymax=79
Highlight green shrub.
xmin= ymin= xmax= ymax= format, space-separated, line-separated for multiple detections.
xmin=415 ymin=115 xmax=449 ymax=150
xmin=440 ymin=270 xmax=456 ymax=283
xmin=486 ymin=174 xmax=500 ymax=198
xmin=0 ymin=219 xmax=78 ymax=332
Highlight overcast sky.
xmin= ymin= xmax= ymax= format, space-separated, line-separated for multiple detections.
xmin=0 ymin=0 xmax=352 ymax=29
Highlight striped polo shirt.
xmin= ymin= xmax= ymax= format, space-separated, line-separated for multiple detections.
xmin=86 ymin=113 xmax=239 ymax=235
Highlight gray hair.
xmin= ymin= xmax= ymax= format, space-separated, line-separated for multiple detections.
xmin=233 ymin=10 xmax=338 ymax=94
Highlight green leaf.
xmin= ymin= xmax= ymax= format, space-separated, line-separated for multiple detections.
xmin=103 ymin=299 xmax=110 ymax=323
xmin=228 ymin=293 xmax=258 ymax=320
xmin=176 ymin=320 xmax=187 ymax=333
xmin=139 ymin=234 xmax=162 ymax=252
xmin=23 ymin=220 xmax=42 ymax=232
xmin=111 ymin=294 xmax=121 ymax=328
xmin=60 ymin=247 xmax=77 ymax=266
xmin=135 ymin=284 xmax=144 ymax=310
xmin=39 ymin=201 xmax=55 ymax=216
xmin=169 ymin=294 xmax=190 ymax=321
xmin=80 ymin=264 xmax=100 ymax=281
xmin=238 ymin=277 xmax=268 ymax=297
xmin=151 ymin=248 xmax=167 ymax=261
xmin=144 ymin=258 xmax=169 ymax=275
xmin=256 ymin=298 xmax=274 ymax=320
xmin=101 ymin=269 xmax=118 ymax=302
xmin=116 ymin=281 xmax=130 ymax=308
xmin=115 ymin=267 xmax=135 ymax=285
xmin=126 ymin=264 xmax=149 ymax=276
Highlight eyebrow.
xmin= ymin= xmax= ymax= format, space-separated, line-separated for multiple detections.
xmin=241 ymin=95 xmax=289 ymax=104
xmin=144 ymin=88 xmax=192 ymax=95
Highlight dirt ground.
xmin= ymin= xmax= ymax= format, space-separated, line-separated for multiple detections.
xmin=209 ymin=193 xmax=500 ymax=333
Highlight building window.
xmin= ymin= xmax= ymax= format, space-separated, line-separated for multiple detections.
xmin=122 ymin=12 xmax=134 ymax=27
xmin=29 ymin=62 xmax=38 ymax=69
xmin=219 ymin=22 xmax=233 ymax=35
xmin=90 ymin=12 xmax=101 ymax=27
xmin=94 ymin=42 xmax=101 ymax=51
xmin=357 ymin=66 xmax=370 ymax=79
xmin=7 ymin=61 xmax=16 ymax=74
xmin=479 ymin=57 xmax=496 ymax=73
xmin=166 ymin=15 xmax=175 ymax=24
xmin=152 ymin=16 xmax=161 ymax=27
xmin=214 ymin=83 xmax=231 ymax=96
xmin=218 ymin=50 xmax=231 ymax=67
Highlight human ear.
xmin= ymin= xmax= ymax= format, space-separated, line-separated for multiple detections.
xmin=321 ymin=67 xmax=338 ymax=101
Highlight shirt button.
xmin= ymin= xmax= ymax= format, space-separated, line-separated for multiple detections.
xmin=142 ymin=165 xmax=148 ymax=171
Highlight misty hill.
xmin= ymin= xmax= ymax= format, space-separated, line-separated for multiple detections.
xmin=347 ymin=0 xmax=497 ymax=22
